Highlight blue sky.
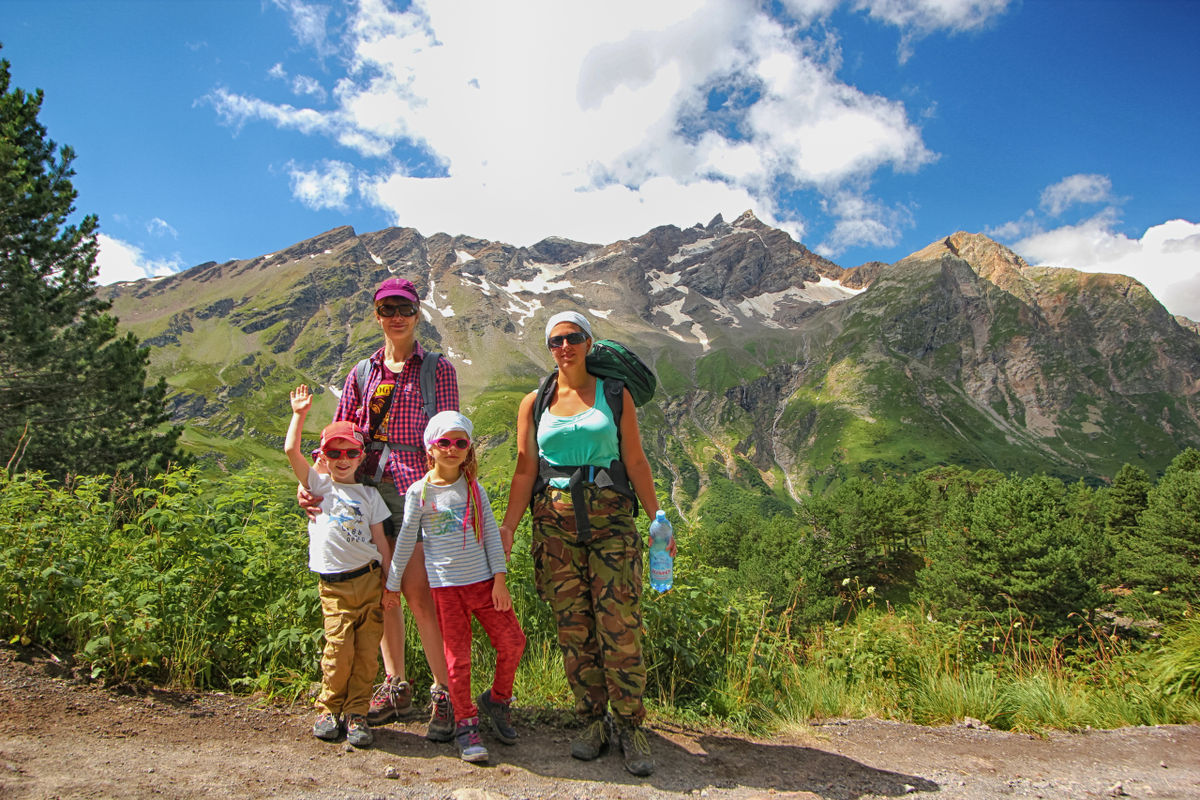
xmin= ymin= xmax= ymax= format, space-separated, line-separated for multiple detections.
xmin=4 ymin=0 xmax=1199 ymax=318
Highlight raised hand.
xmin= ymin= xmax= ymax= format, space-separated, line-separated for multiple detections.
xmin=290 ymin=384 xmax=312 ymax=413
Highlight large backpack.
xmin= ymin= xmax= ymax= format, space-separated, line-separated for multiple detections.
xmin=530 ymin=340 xmax=656 ymax=538
xmin=583 ymin=339 xmax=656 ymax=407
xmin=353 ymin=351 xmax=441 ymax=486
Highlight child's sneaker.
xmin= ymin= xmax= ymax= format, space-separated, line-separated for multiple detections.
xmin=454 ymin=716 xmax=489 ymax=763
xmin=312 ymin=712 xmax=342 ymax=741
xmin=367 ymin=676 xmax=414 ymax=725
xmin=426 ymin=685 xmax=454 ymax=742
xmin=344 ymin=714 xmax=373 ymax=747
xmin=476 ymin=689 xmax=517 ymax=744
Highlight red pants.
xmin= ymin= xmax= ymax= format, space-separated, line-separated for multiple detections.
xmin=432 ymin=579 xmax=526 ymax=724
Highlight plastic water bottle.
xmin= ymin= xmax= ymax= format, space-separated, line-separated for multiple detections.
xmin=648 ymin=510 xmax=674 ymax=593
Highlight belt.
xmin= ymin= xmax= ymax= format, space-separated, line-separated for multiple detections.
xmin=318 ymin=561 xmax=379 ymax=583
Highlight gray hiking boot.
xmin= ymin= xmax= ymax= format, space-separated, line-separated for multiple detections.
xmin=476 ymin=688 xmax=517 ymax=744
xmin=615 ymin=718 xmax=655 ymax=777
xmin=367 ymin=676 xmax=413 ymax=726
xmin=570 ymin=714 xmax=611 ymax=760
xmin=426 ymin=685 xmax=454 ymax=742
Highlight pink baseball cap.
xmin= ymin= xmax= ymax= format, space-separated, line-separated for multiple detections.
xmin=320 ymin=421 xmax=365 ymax=449
xmin=374 ymin=277 xmax=419 ymax=305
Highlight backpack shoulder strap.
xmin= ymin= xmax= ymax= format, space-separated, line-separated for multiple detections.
xmin=354 ymin=358 xmax=371 ymax=402
xmin=419 ymin=351 xmax=442 ymax=419
xmin=532 ymin=369 xmax=558 ymax=440
xmin=602 ymin=376 xmax=625 ymax=435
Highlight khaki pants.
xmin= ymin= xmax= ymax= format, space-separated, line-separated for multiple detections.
xmin=316 ymin=564 xmax=384 ymax=717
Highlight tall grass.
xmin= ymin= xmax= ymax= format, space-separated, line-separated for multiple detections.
xmin=1 ymin=465 xmax=1197 ymax=733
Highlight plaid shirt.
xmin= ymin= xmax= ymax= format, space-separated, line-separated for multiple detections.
xmin=335 ymin=341 xmax=460 ymax=493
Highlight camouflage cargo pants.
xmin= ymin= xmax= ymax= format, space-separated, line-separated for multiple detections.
xmin=531 ymin=484 xmax=646 ymax=725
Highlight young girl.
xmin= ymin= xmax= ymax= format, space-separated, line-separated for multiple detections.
xmin=384 ymin=411 xmax=526 ymax=763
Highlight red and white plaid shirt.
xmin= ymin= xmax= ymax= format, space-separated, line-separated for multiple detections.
xmin=334 ymin=341 xmax=459 ymax=493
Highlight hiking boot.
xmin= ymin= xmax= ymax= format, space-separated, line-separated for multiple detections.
xmin=367 ymin=676 xmax=414 ymax=726
xmin=426 ymin=685 xmax=454 ymax=742
xmin=312 ymin=712 xmax=341 ymax=741
xmin=345 ymin=714 xmax=373 ymax=748
xmin=454 ymin=716 xmax=489 ymax=763
xmin=476 ymin=689 xmax=517 ymax=744
xmin=570 ymin=714 xmax=611 ymax=760
xmin=615 ymin=719 xmax=655 ymax=777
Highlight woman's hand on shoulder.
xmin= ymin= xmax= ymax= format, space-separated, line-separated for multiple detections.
xmin=297 ymin=483 xmax=323 ymax=521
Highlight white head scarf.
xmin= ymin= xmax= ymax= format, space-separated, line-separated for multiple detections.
xmin=544 ymin=310 xmax=593 ymax=344
xmin=423 ymin=411 xmax=474 ymax=449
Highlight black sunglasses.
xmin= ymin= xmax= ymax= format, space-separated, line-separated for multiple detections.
xmin=548 ymin=331 xmax=589 ymax=349
xmin=376 ymin=303 xmax=418 ymax=317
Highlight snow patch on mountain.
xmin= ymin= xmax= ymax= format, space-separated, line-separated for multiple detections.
xmin=668 ymin=237 xmax=718 ymax=265
xmin=735 ymin=278 xmax=862 ymax=325
xmin=368 ymin=251 xmax=383 ymax=266
xmin=647 ymin=269 xmax=682 ymax=294
xmin=504 ymin=275 xmax=573 ymax=295
xmin=506 ymin=295 xmax=543 ymax=327
xmin=459 ymin=272 xmax=493 ymax=296
xmin=455 ymin=250 xmax=475 ymax=264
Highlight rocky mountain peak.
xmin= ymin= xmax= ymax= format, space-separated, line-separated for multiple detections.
xmin=732 ymin=209 xmax=765 ymax=229
xmin=904 ymin=231 xmax=1033 ymax=301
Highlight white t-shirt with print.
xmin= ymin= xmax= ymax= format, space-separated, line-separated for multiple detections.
xmin=306 ymin=467 xmax=390 ymax=574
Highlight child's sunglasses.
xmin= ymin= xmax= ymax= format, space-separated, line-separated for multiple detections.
xmin=323 ymin=447 xmax=363 ymax=459
xmin=432 ymin=437 xmax=471 ymax=450
xmin=548 ymin=331 xmax=588 ymax=349
xmin=376 ymin=303 xmax=418 ymax=317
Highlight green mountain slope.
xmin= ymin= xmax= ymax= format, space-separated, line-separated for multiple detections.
xmin=103 ymin=222 xmax=1200 ymax=504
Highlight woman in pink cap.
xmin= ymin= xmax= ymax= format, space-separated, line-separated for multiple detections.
xmin=301 ymin=277 xmax=459 ymax=742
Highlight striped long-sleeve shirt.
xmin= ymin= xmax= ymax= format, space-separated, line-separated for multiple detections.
xmin=386 ymin=475 xmax=506 ymax=590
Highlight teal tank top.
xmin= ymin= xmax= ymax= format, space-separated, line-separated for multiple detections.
xmin=537 ymin=378 xmax=621 ymax=489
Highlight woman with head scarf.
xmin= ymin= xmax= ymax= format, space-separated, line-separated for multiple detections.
xmin=498 ymin=310 xmax=668 ymax=777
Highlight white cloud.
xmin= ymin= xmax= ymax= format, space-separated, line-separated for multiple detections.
xmin=1014 ymin=216 xmax=1200 ymax=321
xmin=271 ymin=0 xmax=336 ymax=58
xmin=288 ymin=160 xmax=355 ymax=211
xmin=292 ymin=74 xmax=328 ymax=102
xmin=852 ymin=0 xmax=1011 ymax=33
xmin=146 ymin=217 xmax=178 ymax=238
xmin=209 ymin=0 xmax=977 ymax=250
xmin=1039 ymin=173 xmax=1113 ymax=216
xmin=95 ymin=234 xmax=184 ymax=285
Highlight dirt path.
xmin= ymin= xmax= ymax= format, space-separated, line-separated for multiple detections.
xmin=2 ymin=646 xmax=1198 ymax=800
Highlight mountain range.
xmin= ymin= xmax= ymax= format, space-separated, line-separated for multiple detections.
xmin=101 ymin=211 xmax=1200 ymax=507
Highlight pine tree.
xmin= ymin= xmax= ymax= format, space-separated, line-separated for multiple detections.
xmin=1124 ymin=449 xmax=1200 ymax=618
xmin=0 ymin=52 xmax=181 ymax=477
xmin=1103 ymin=463 xmax=1152 ymax=588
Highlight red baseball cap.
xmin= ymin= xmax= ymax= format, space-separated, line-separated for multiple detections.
xmin=374 ymin=277 xmax=419 ymax=305
xmin=320 ymin=421 xmax=365 ymax=449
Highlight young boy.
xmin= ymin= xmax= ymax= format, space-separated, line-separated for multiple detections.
xmin=285 ymin=384 xmax=392 ymax=748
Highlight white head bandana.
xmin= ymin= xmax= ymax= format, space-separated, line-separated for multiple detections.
xmin=423 ymin=411 xmax=474 ymax=449
xmin=544 ymin=311 xmax=593 ymax=345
